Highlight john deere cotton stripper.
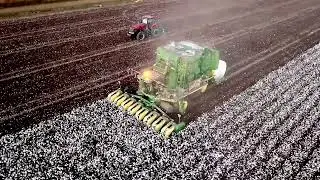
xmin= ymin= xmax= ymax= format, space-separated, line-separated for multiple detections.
xmin=107 ymin=41 xmax=227 ymax=139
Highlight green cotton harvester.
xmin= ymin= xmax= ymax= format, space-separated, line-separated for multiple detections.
xmin=107 ymin=41 xmax=227 ymax=138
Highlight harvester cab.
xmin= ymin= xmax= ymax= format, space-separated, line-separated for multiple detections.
xmin=127 ymin=15 xmax=167 ymax=41
xmin=107 ymin=41 xmax=227 ymax=139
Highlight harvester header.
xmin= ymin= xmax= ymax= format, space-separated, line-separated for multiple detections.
xmin=107 ymin=41 xmax=227 ymax=139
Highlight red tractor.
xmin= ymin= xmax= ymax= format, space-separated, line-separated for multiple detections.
xmin=127 ymin=15 xmax=167 ymax=41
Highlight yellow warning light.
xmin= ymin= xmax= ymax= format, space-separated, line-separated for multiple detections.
xmin=142 ymin=70 xmax=152 ymax=82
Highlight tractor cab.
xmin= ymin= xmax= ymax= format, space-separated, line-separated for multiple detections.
xmin=139 ymin=15 xmax=157 ymax=29
xmin=141 ymin=18 xmax=148 ymax=24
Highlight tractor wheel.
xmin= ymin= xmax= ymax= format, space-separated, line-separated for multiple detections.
xmin=152 ymin=29 xmax=162 ymax=37
xmin=136 ymin=31 xmax=146 ymax=41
